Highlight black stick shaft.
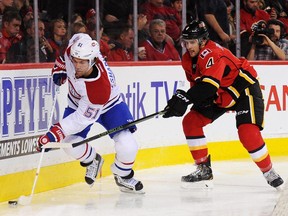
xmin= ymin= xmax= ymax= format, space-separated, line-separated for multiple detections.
xmin=71 ymin=110 xmax=166 ymax=148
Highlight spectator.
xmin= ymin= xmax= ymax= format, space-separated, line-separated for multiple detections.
xmin=71 ymin=21 xmax=87 ymax=36
xmin=0 ymin=9 xmax=22 ymax=63
xmin=258 ymin=0 xmax=266 ymax=10
xmin=0 ymin=0 xmax=14 ymax=30
xmin=240 ymin=0 xmax=271 ymax=57
xmin=265 ymin=0 xmax=287 ymax=19
xmin=137 ymin=13 xmax=148 ymax=44
xmin=27 ymin=19 xmax=53 ymax=62
xmin=14 ymin=0 xmax=30 ymax=10
xmin=225 ymin=0 xmax=237 ymax=54
xmin=197 ymin=0 xmax=231 ymax=48
xmin=6 ymin=19 xmax=53 ymax=63
xmin=67 ymin=13 xmax=84 ymax=38
xmin=71 ymin=13 xmax=83 ymax=24
xmin=139 ymin=19 xmax=180 ymax=61
xmin=170 ymin=0 xmax=182 ymax=20
xmin=107 ymin=23 xmax=134 ymax=61
xmin=85 ymin=8 xmax=97 ymax=24
xmin=47 ymin=18 xmax=68 ymax=62
xmin=247 ymin=19 xmax=288 ymax=60
xmin=103 ymin=0 xmax=132 ymax=25
xmin=19 ymin=5 xmax=34 ymax=35
xmin=265 ymin=0 xmax=288 ymax=36
xmin=86 ymin=21 xmax=111 ymax=59
xmin=140 ymin=0 xmax=182 ymax=48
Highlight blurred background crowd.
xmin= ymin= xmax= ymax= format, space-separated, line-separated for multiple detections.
xmin=1 ymin=0 xmax=288 ymax=64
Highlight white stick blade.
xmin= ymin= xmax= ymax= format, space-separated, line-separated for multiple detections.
xmin=18 ymin=195 xmax=32 ymax=205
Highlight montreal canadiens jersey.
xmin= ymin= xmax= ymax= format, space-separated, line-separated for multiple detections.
xmin=55 ymin=34 xmax=122 ymax=135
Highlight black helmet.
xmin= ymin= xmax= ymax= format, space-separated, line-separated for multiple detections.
xmin=182 ymin=20 xmax=209 ymax=40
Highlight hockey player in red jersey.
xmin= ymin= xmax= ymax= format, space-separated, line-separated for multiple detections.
xmin=163 ymin=20 xmax=284 ymax=189
xmin=37 ymin=33 xmax=144 ymax=193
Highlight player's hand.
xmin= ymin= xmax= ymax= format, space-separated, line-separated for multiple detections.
xmin=52 ymin=56 xmax=67 ymax=86
xmin=163 ymin=89 xmax=191 ymax=118
xmin=37 ymin=123 xmax=65 ymax=152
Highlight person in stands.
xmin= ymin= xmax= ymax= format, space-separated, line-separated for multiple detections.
xmin=139 ymin=19 xmax=180 ymax=61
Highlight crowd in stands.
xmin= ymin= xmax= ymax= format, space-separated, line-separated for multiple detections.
xmin=1 ymin=0 xmax=288 ymax=64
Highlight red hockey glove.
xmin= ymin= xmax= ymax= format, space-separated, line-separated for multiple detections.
xmin=163 ymin=89 xmax=191 ymax=118
xmin=52 ymin=56 xmax=67 ymax=86
xmin=37 ymin=123 xmax=65 ymax=152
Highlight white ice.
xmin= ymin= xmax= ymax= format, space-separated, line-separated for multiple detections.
xmin=1 ymin=158 xmax=288 ymax=216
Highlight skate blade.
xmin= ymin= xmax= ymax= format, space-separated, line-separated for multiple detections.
xmin=181 ymin=180 xmax=214 ymax=190
xmin=119 ymin=187 xmax=145 ymax=194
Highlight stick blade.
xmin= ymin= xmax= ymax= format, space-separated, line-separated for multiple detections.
xmin=18 ymin=195 xmax=32 ymax=205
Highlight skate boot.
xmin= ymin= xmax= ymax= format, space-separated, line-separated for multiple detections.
xmin=182 ymin=155 xmax=213 ymax=187
xmin=114 ymin=170 xmax=144 ymax=194
xmin=80 ymin=153 xmax=104 ymax=187
xmin=263 ymin=168 xmax=284 ymax=189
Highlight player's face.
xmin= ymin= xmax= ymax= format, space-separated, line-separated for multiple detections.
xmin=71 ymin=57 xmax=92 ymax=78
xmin=182 ymin=39 xmax=200 ymax=57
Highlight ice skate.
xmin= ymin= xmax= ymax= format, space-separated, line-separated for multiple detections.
xmin=263 ymin=168 xmax=284 ymax=190
xmin=114 ymin=171 xmax=144 ymax=194
xmin=181 ymin=155 xmax=213 ymax=189
xmin=81 ymin=153 xmax=104 ymax=187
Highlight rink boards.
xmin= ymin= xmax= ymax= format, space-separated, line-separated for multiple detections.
xmin=0 ymin=61 xmax=288 ymax=202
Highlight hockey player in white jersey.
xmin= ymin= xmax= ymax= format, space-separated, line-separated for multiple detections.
xmin=37 ymin=33 xmax=144 ymax=193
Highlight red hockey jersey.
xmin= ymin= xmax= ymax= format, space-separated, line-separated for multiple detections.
xmin=182 ymin=40 xmax=258 ymax=108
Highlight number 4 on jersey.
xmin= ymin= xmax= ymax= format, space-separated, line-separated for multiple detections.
xmin=206 ymin=57 xmax=214 ymax=69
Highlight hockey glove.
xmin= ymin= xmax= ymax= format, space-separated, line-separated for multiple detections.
xmin=52 ymin=56 xmax=67 ymax=86
xmin=37 ymin=123 xmax=65 ymax=152
xmin=163 ymin=89 xmax=191 ymax=118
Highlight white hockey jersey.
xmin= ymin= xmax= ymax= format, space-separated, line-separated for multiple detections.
xmin=54 ymin=33 xmax=122 ymax=136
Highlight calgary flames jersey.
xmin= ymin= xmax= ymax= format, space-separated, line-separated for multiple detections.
xmin=182 ymin=40 xmax=258 ymax=108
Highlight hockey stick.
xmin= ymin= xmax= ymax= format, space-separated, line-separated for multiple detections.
xmin=43 ymin=109 xmax=167 ymax=149
xmin=18 ymin=87 xmax=59 ymax=206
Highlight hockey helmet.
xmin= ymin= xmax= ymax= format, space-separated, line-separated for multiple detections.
xmin=182 ymin=20 xmax=209 ymax=40
xmin=70 ymin=36 xmax=100 ymax=69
